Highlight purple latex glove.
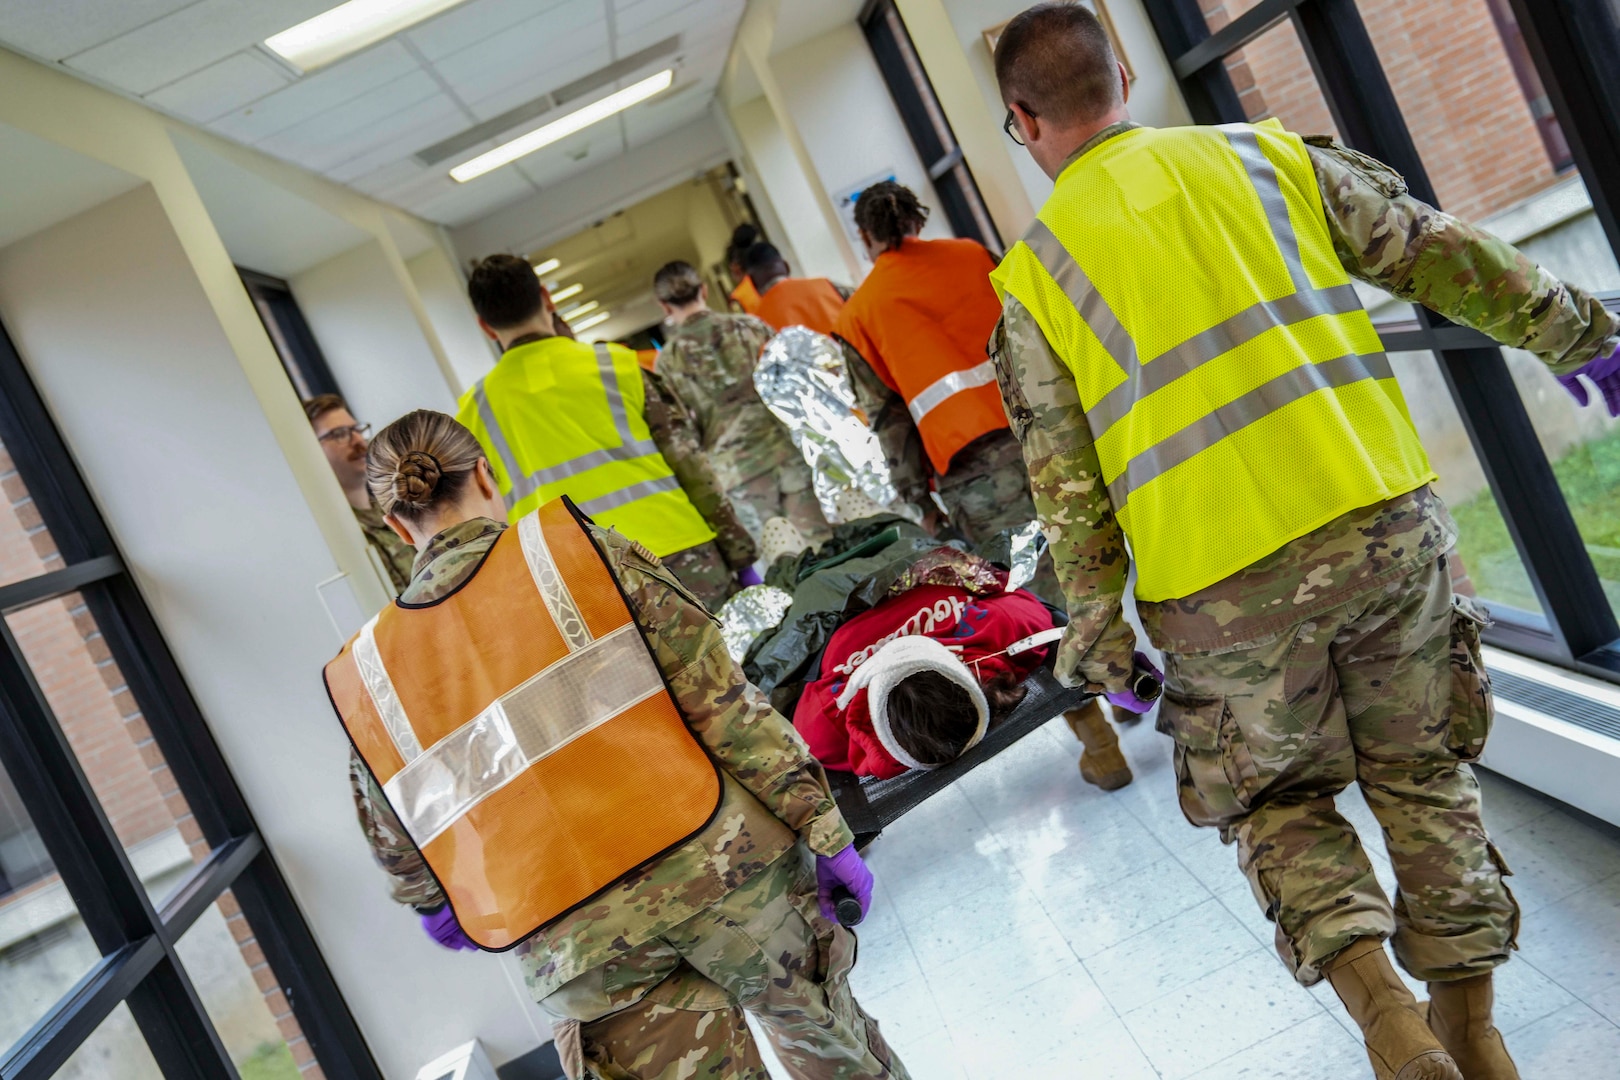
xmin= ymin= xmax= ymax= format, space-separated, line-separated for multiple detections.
xmin=737 ymin=565 xmax=764 ymax=587
xmin=816 ymin=844 xmax=875 ymax=922
xmin=420 ymin=905 xmax=477 ymax=951
xmin=1106 ymin=652 xmax=1164 ymax=715
xmin=1557 ymin=346 xmax=1620 ymax=417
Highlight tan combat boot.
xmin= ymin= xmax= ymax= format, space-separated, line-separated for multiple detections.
xmin=1064 ymin=700 xmax=1132 ymax=790
xmin=1427 ymin=974 xmax=1520 ymax=1079
xmin=1326 ymin=937 xmax=1463 ymax=1080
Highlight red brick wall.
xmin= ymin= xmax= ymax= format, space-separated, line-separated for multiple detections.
xmin=1202 ymin=0 xmax=1561 ymax=222
xmin=0 ymin=444 xmax=323 ymax=1079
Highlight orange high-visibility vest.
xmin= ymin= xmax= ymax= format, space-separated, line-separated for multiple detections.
xmin=836 ymin=237 xmax=1008 ymax=474
xmin=755 ymin=277 xmax=846 ymax=336
xmin=729 ymin=276 xmax=763 ymax=315
xmin=325 ymin=498 xmax=722 ymax=950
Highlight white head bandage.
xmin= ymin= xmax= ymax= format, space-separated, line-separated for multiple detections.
xmin=834 ymin=636 xmax=989 ymax=771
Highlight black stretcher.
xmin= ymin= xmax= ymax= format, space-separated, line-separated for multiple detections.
xmin=824 ymin=652 xmax=1093 ymax=849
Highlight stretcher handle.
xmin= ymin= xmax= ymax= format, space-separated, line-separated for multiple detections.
xmin=1130 ymin=665 xmax=1163 ymax=705
xmin=831 ymin=886 xmax=864 ymax=928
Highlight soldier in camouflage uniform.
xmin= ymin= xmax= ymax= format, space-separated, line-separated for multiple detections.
xmin=461 ymin=255 xmax=755 ymax=611
xmin=653 ymin=261 xmax=830 ymax=547
xmin=990 ymin=7 xmax=1620 ymax=1079
xmin=348 ymin=414 xmax=905 ymax=1080
xmin=305 ymin=394 xmax=416 ymax=593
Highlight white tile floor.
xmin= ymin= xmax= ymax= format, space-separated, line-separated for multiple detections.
xmin=840 ymin=713 xmax=1620 ymax=1079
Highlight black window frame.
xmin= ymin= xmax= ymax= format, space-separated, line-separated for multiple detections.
xmin=0 ymin=316 xmax=380 ymax=1080
xmin=860 ymin=0 xmax=1004 ymax=253
xmin=1137 ymin=0 xmax=1620 ymax=681
xmin=239 ymin=269 xmax=343 ymax=404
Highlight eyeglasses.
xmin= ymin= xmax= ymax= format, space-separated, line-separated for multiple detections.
xmin=317 ymin=422 xmax=371 ymax=445
xmin=1003 ymin=105 xmax=1030 ymax=146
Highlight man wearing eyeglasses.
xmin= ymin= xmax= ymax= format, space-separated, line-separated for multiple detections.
xmin=987 ymin=5 xmax=1620 ymax=1080
xmin=304 ymin=394 xmax=417 ymax=593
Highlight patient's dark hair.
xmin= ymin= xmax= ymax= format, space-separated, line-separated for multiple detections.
xmin=886 ymin=670 xmax=1029 ymax=767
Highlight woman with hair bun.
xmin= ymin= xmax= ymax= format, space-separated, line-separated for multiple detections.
xmin=327 ymin=411 xmax=906 ymax=1080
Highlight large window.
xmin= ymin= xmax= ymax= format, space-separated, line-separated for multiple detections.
xmin=1139 ymin=0 xmax=1620 ymax=679
xmin=861 ymin=0 xmax=1003 ymax=252
xmin=0 ymin=320 xmax=378 ymax=1079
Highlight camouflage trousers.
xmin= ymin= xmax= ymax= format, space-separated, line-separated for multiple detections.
xmin=935 ymin=429 xmax=1061 ymax=606
xmin=664 ymin=540 xmax=737 ymax=611
xmin=541 ymin=849 xmax=908 ymax=1080
xmin=1157 ymin=555 xmax=1519 ymax=986
xmin=728 ymin=463 xmax=831 ymax=549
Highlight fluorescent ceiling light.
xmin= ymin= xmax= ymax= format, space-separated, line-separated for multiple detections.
xmin=265 ymin=0 xmax=468 ymax=73
xmin=532 ymin=258 xmax=561 ymax=276
xmin=573 ymin=311 xmax=611 ymax=332
xmin=562 ymin=300 xmax=600 ymax=319
xmin=549 ymin=283 xmax=584 ymax=303
xmin=450 ymin=69 xmax=675 ymax=183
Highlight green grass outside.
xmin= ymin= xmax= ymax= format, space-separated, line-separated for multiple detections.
xmin=239 ymin=1041 xmax=300 ymax=1080
xmin=1449 ymin=427 xmax=1620 ymax=615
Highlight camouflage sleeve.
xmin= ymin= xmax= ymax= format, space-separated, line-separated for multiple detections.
xmin=989 ymin=299 xmax=1137 ymax=693
xmin=348 ymin=749 xmax=445 ymax=910
xmin=640 ymin=369 xmax=757 ymax=569
xmin=593 ymin=526 xmax=855 ymax=855
xmin=839 ymin=341 xmax=931 ymax=507
xmin=1307 ymin=138 xmax=1618 ymax=373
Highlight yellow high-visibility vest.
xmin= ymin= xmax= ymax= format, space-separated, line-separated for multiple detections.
xmin=457 ymin=338 xmax=716 ymax=557
xmin=991 ymin=120 xmax=1435 ymax=602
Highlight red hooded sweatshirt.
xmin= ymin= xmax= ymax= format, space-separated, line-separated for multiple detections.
xmin=792 ymin=585 xmax=1053 ymax=779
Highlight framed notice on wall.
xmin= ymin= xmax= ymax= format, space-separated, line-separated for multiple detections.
xmin=983 ymin=1 xmax=1134 ymax=83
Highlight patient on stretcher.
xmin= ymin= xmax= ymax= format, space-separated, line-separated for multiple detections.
xmin=726 ymin=509 xmax=1132 ymax=788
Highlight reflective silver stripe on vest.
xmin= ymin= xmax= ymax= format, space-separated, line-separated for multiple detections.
xmin=907 ymin=360 xmax=999 ymax=424
xmin=1019 ymin=125 xmax=1369 ymax=443
xmin=1084 ymin=284 xmax=1364 ymax=435
xmin=353 ymin=615 xmax=422 ymax=763
xmin=1106 ymin=351 xmax=1394 ymax=513
xmin=517 ymin=513 xmax=592 ymax=651
xmin=1219 ymin=124 xmax=1305 ymax=287
xmin=578 ymin=474 xmax=681 ymax=517
xmin=381 ymin=624 xmax=662 ymax=847
xmin=1024 ymin=219 xmax=1139 ymax=380
xmin=477 ymin=343 xmax=661 ymax=509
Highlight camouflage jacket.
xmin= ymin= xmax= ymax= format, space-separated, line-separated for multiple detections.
xmin=840 ymin=343 xmax=932 ymax=509
xmin=346 ymin=516 xmax=852 ymax=999
xmin=658 ymin=310 xmax=801 ymax=491
xmin=991 ymin=122 xmax=1620 ymax=686
xmin=640 ymin=366 xmax=757 ymax=569
xmin=352 ymin=501 xmax=415 ymax=594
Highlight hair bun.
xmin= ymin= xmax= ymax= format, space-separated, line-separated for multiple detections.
xmin=393 ymin=450 xmax=442 ymax=507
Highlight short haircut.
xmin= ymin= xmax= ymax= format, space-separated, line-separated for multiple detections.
xmin=742 ymin=242 xmax=788 ymax=282
xmin=303 ymin=393 xmax=349 ymax=425
xmin=994 ymin=3 xmax=1122 ymax=127
xmin=653 ymin=261 xmax=704 ymax=306
xmin=467 ymin=254 xmax=543 ymax=329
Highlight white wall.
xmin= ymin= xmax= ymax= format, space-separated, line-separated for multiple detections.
xmin=939 ymin=0 xmax=1193 ymax=210
xmin=730 ymin=95 xmax=856 ymax=282
xmin=293 ymin=241 xmax=461 ymax=425
xmin=769 ymin=23 xmax=951 ymax=275
xmin=406 ymin=246 xmax=498 ymax=391
xmin=0 ymin=185 xmax=546 ymax=1079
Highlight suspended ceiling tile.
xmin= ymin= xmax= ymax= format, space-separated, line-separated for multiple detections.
xmin=411 ymin=165 xmax=536 ymax=226
xmin=615 ymin=0 xmax=705 ymax=34
xmin=64 ymin=0 xmax=333 ymax=96
xmin=145 ymin=51 xmax=293 ymax=125
xmin=209 ymin=42 xmax=421 ymax=145
xmin=515 ymin=136 xmax=626 ymax=190
xmin=327 ymin=106 xmax=474 ymax=183
xmin=405 ymin=0 xmax=580 ymax=62
xmin=462 ymin=45 xmax=612 ymax=122
xmin=431 ymin=0 xmax=606 ymax=102
xmin=256 ymin=71 xmax=446 ymax=171
xmin=0 ymin=0 xmax=196 ymax=60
